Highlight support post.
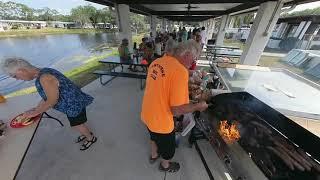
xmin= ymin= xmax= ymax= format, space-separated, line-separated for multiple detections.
xmin=298 ymin=21 xmax=312 ymax=40
xmin=150 ymin=15 xmax=157 ymax=38
xmin=294 ymin=21 xmax=307 ymax=38
xmin=216 ymin=15 xmax=228 ymax=46
xmin=168 ymin=21 xmax=173 ymax=32
xmin=240 ymin=1 xmax=284 ymax=65
xmin=207 ymin=19 xmax=215 ymax=40
xmin=275 ymin=22 xmax=287 ymax=38
xmin=161 ymin=18 xmax=166 ymax=33
xmin=115 ymin=3 xmax=132 ymax=50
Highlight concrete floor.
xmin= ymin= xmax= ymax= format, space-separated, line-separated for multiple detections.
xmin=15 ymin=74 xmax=211 ymax=180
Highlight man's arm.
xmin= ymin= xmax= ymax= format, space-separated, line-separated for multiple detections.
xmin=23 ymin=74 xmax=59 ymax=118
xmin=171 ymin=101 xmax=207 ymax=117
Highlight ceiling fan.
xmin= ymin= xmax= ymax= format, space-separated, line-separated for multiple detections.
xmin=184 ymin=0 xmax=200 ymax=16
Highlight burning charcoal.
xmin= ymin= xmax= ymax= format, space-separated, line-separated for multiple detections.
xmin=218 ymin=120 xmax=241 ymax=142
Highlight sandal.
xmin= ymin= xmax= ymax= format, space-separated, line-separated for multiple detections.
xmin=149 ymin=155 xmax=159 ymax=164
xmin=75 ymin=132 xmax=93 ymax=143
xmin=80 ymin=136 xmax=97 ymax=151
xmin=159 ymin=162 xmax=180 ymax=173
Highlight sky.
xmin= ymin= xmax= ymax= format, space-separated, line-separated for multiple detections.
xmin=2 ymin=0 xmax=106 ymax=15
xmin=2 ymin=0 xmax=320 ymax=15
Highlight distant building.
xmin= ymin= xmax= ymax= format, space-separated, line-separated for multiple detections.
xmin=0 ymin=20 xmax=76 ymax=30
xmin=96 ymin=23 xmax=112 ymax=29
xmin=267 ymin=15 xmax=320 ymax=50
xmin=224 ymin=15 xmax=320 ymax=51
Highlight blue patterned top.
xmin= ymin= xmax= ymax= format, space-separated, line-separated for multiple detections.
xmin=35 ymin=68 xmax=94 ymax=117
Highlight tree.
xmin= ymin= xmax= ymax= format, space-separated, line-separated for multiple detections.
xmin=87 ymin=6 xmax=98 ymax=28
xmin=71 ymin=6 xmax=91 ymax=28
xmin=98 ymin=8 xmax=115 ymax=26
xmin=0 ymin=1 xmax=35 ymax=20
xmin=281 ymin=7 xmax=320 ymax=17
xmin=0 ymin=1 xmax=121 ymax=27
xmin=36 ymin=7 xmax=59 ymax=21
xmin=56 ymin=15 xmax=73 ymax=22
xmin=233 ymin=16 xmax=241 ymax=28
xmin=243 ymin=13 xmax=254 ymax=25
xmin=71 ymin=5 xmax=99 ymax=28
xmin=130 ymin=13 xmax=147 ymax=33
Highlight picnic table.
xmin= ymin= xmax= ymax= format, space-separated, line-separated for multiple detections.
xmin=95 ymin=56 xmax=148 ymax=89
xmin=206 ymin=44 xmax=240 ymax=50
xmin=0 ymin=94 xmax=63 ymax=180
xmin=205 ymin=45 xmax=242 ymax=62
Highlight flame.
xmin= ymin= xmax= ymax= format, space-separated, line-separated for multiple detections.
xmin=219 ymin=120 xmax=240 ymax=142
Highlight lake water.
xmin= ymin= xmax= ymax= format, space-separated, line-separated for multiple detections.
xmin=0 ymin=33 xmax=118 ymax=95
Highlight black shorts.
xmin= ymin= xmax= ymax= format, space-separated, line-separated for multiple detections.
xmin=67 ymin=109 xmax=88 ymax=127
xmin=148 ymin=129 xmax=175 ymax=160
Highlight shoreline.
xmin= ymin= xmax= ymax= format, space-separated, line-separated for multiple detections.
xmin=1 ymin=32 xmax=145 ymax=98
xmin=4 ymin=49 xmax=119 ymax=98
xmin=0 ymin=28 xmax=116 ymax=38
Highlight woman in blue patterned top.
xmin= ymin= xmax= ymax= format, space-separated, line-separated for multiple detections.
xmin=2 ymin=57 xmax=97 ymax=151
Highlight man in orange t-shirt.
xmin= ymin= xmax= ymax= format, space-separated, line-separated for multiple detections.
xmin=141 ymin=40 xmax=208 ymax=173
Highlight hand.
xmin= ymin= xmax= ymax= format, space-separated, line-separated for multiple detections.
xmin=199 ymin=91 xmax=211 ymax=101
xmin=22 ymin=110 xmax=40 ymax=119
xmin=196 ymin=101 xmax=208 ymax=112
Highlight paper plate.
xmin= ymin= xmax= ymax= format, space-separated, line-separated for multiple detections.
xmin=10 ymin=113 xmax=41 ymax=128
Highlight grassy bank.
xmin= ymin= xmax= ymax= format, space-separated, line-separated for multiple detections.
xmin=223 ymin=39 xmax=246 ymax=50
xmin=5 ymin=49 xmax=118 ymax=98
xmin=0 ymin=28 xmax=115 ymax=38
xmin=132 ymin=33 xmax=145 ymax=45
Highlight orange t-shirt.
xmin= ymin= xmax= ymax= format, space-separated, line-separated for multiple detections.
xmin=141 ymin=55 xmax=189 ymax=134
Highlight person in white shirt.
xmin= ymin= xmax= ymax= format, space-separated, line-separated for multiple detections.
xmin=200 ymin=26 xmax=207 ymax=49
xmin=154 ymin=37 xmax=162 ymax=58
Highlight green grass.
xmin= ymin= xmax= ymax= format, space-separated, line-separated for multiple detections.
xmin=132 ymin=33 xmax=145 ymax=45
xmin=258 ymin=55 xmax=304 ymax=74
xmin=223 ymin=39 xmax=246 ymax=50
xmin=65 ymin=50 xmax=118 ymax=86
xmin=0 ymin=28 xmax=115 ymax=38
xmin=5 ymin=49 xmax=119 ymax=98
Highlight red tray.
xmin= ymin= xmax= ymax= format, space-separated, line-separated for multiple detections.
xmin=10 ymin=113 xmax=42 ymax=128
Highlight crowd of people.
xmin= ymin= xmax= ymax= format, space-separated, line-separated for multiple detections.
xmin=118 ymin=26 xmax=207 ymax=71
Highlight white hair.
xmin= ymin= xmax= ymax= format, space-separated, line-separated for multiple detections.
xmin=165 ymin=38 xmax=177 ymax=54
xmin=173 ymin=39 xmax=201 ymax=58
xmin=1 ymin=57 xmax=35 ymax=75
